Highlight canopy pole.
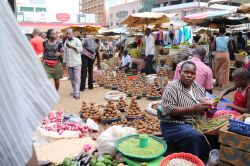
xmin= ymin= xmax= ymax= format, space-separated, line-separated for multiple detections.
xmin=208 ymin=22 xmax=213 ymax=68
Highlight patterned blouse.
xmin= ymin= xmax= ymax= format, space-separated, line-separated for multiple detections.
xmin=160 ymin=80 xmax=206 ymax=124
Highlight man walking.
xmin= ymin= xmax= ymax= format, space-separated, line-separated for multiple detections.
xmin=80 ymin=36 xmax=99 ymax=91
xmin=174 ymin=47 xmax=213 ymax=93
xmin=145 ymin=28 xmax=155 ymax=74
xmin=63 ymin=29 xmax=83 ymax=100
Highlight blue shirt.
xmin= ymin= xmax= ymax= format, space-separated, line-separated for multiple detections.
xmin=216 ymin=36 xmax=229 ymax=51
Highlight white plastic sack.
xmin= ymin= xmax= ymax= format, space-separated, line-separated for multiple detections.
xmin=146 ymin=74 xmax=157 ymax=84
xmin=105 ymin=91 xmax=126 ymax=101
xmin=206 ymin=149 xmax=220 ymax=166
xmin=145 ymin=101 xmax=162 ymax=116
xmin=86 ymin=118 xmax=99 ymax=131
xmin=96 ymin=125 xmax=137 ymax=156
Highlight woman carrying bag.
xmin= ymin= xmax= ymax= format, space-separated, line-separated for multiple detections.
xmin=43 ymin=29 xmax=63 ymax=91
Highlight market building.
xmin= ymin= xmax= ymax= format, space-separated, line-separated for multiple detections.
xmin=152 ymin=2 xmax=239 ymax=18
xmin=108 ymin=1 xmax=141 ymax=29
xmin=16 ymin=0 xmax=98 ymax=33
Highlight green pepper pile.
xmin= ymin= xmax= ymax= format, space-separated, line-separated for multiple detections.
xmin=90 ymin=154 xmax=119 ymax=166
xmin=118 ymin=137 xmax=164 ymax=157
xmin=194 ymin=118 xmax=226 ymax=132
xmin=58 ymin=157 xmax=78 ymax=166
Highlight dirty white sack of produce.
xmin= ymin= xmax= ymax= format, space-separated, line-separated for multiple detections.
xmin=146 ymin=74 xmax=157 ymax=84
xmin=96 ymin=125 xmax=137 ymax=156
xmin=105 ymin=91 xmax=127 ymax=101
xmin=86 ymin=118 xmax=99 ymax=131
xmin=145 ymin=101 xmax=162 ymax=116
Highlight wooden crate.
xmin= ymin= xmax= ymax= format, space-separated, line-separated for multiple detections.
xmin=218 ymin=114 xmax=250 ymax=166
xmin=218 ymin=161 xmax=233 ymax=166
xmin=219 ymin=114 xmax=250 ymax=152
xmin=219 ymin=145 xmax=250 ymax=166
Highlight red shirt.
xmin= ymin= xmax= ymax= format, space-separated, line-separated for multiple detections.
xmin=31 ymin=36 xmax=44 ymax=55
xmin=233 ymin=85 xmax=250 ymax=108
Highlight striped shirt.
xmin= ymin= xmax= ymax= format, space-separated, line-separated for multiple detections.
xmin=0 ymin=1 xmax=59 ymax=165
xmin=160 ymin=80 xmax=206 ymax=124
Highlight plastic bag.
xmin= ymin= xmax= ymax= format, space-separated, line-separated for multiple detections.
xmin=86 ymin=118 xmax=99 ymax=131
xmin=96 ymin=125 xmax=137 ymax=156
xmin=146 ymin=74 xmax=157 ymax=84
xmin=105 ymin=91 xmax=126 ymax=101
xmin=206 ymin=149 xmax=220 ymax=166
xmin=145 ymin=101 xmax=162 ymax=116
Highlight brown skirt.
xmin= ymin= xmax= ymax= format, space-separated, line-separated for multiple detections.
xmin=214 ymin=51 xmax=230 ymax=85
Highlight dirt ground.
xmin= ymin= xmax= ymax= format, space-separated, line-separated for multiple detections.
xmin=54 ymin=80 xmax=234 ymax=114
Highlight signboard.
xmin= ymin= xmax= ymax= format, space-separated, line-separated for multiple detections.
xmin=18 ymin=12 xmax=96 ymax=24
xmin=56 ymin=13 xmax=70 ymax=22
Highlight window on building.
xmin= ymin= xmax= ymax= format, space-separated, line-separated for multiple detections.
xmin=186 ymin=0 xmax=193 ymax=2
xmin=20 ymin=7 xmax=34 ymax=12
xmin=35 ymin=7 xmax=46 ymax=12
xmin=116 ymin=11 xmax=128 ymax=19
xmin=110 ymin=22 xmax=113 ymax=26
xmin=132 ymin=10 xmax=135 ymax=13
xmin=116 ymin=23 xmax=119 ymax=26
xmin=110 ymin=14 xmax=113 ymax=18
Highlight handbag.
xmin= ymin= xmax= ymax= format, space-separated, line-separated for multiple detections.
xmin=44 ymin=59 xmax=58 ymax=67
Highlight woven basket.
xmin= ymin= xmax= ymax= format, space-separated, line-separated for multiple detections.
xmin=160 ymin=153 xmax=204 ymax=166
xmin=201 ymin=115 xmax=232 ymax=135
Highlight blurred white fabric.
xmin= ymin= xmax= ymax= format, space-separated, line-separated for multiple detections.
xmin=0 ymin=1 xmax=59 ymax=165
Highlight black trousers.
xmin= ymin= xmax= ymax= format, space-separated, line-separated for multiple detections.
xmin=145 ymin=54 xmax=156 ymax=75
xmin=80 ymin=54 xmax=95 ymax=90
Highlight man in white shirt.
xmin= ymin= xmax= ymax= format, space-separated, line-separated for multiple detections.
xmin=63 ymin=29 xmax=83 ymax=100
xmin=119 ymin=50 xmax=132 ymax=72
xmin=145 ymin=28 xmax=156 ymax=74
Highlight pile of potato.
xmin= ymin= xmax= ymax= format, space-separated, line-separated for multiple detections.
xmin=102 ymin=101 xmax=121 ymax=120
xmin=110 ymin=113 xmax=160 ymax=135
xmin=104 ymin=77 xmax=112 ymax=88
xmin=126 ymin=97 xmax=143 ymax=117
xmin=124 ymin=81 xmax=133 ymax=96
xmin=148 ymin=84 xmax=160 ymax=97
xmin=165 ymin=55 xmax=174 ymax=69
xmin=157 ymin=67 xmax=168 ymax=77
xmin=116 ymin=96 xmax=128 ymax=111
xmin=130 ymin=83 xmax=142 ymax=98
xmin=80 ymin=102 xmax=102 ymax=120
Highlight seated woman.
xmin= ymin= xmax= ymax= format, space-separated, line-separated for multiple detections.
xmin=219 ymin=68 xmax=250 ymax=114
xmin=129 ymin=42 xmax=145 ymax=72
xmin=159 ymin=61 xmax=211 ymax=162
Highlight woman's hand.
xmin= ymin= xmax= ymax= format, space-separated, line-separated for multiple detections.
xmin=192 ymin=103 xmax=210 ymax=113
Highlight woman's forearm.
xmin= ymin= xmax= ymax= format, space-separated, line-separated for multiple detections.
xmin=230 ymin=104 xmax=247 ymax=113
xmin=168 ymin=106 xmax=194 ymax=116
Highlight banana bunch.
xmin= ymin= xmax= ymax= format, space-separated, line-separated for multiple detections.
xmin=237 ymin=50 xmax=247 ymax=57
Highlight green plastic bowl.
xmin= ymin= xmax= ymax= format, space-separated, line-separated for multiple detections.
xmin=115 ymin=134 xmax=167 ymax=162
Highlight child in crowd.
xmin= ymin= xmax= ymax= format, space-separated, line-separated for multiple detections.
xmin=119 ymin=50 xmax=132 ymax=73
xmin=219 ymin=68 xmax=250 ymax=113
